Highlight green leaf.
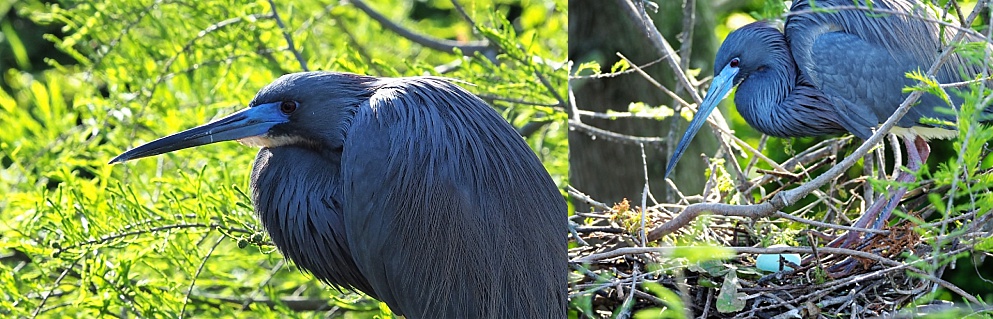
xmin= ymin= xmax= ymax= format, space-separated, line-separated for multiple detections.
xmin=716 ymin=269 xmax=746 ymax=313
xmin=672 ymin=245 xmax=735 ymax=264
xmin=634 ymin=282 xmax=686 ymax=319
xmin=611 ymin=59 xmax=630 ymax=73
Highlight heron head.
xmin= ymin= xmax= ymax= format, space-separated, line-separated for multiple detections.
xmin=664 ymin=22 xmax=787 ymax=178
xmin=110 ymin=72 xmax=378 ymax=164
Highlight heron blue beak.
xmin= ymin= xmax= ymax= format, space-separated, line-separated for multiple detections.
xmin=109 ymin=103 xmax=290 ymax=164
xmin=664 ymin=63 xmax=738 ymax=179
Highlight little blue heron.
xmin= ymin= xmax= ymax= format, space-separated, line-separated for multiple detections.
xmin=665 ymin=0 xmax=992 ymax=252
xmin=111 ymin=72 xmax=567 ymax=318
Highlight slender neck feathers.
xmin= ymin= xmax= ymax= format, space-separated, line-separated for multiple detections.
xmin=727 ymin=23 xmax=846 ymax=137
xmin=250 ymin=146 xmax=376 ymax=297
xmin=732 ymin=24 xmax=796 ymax=109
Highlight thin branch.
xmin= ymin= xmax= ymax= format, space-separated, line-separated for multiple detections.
xmin=773 ymin=212 xmax=888 ymax=234
xmin=191 ymin=292 xmax=334 ymax=311
xmin=570 ymin=120 xmax=666 ymax=145
xmin=180 ymin=235 xmax=224 ymax=318
xmin=348 ymin=0 xmax=490 ymax=56
xmin=572 ymin=246 xmax=905 ymax=268
xmin=267 ymin=0 xmax=308 ymax=71
xmin=568 ymin=57 xmax=668 ymax=80
xmin=616 ymin=53 xmax=691 ymax=108
xmin=567 ymin=186 xmax=614 ymax=211
xmin=676 ymin=0 xmax=696 ymax=92
xmin=30 ymin=257 xmax=82 ymax=319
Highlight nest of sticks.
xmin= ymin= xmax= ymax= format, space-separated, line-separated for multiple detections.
xmin=567 ymin=136 xmax=993 ymax=318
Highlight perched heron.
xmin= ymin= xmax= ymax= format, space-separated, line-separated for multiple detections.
xmin=111 ymin=72 xmax=567 ymax=318
xmin=665 ymin=0 xmax=991 ymax=253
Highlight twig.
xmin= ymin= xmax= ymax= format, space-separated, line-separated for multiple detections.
xmin=242 ymin=259 xmax=286 ymax=310
xmin=130 ymin=13 xmax=271 ymax=137
xmin=675 ymin=0 xmax=696 ymax=93
xmin=570 ymin=120 xmax=666 ymax=145
xmin=567 ymin=186 xmax=613 ymax=211
xmin=639 ymin=144 xmax=650 ymax=246
xmin=572 ymin=246 xmax=906 ymax=267
xmin=774 ymin=212 xmax=888 ymax=234
xmin=191 ymin=292 xmax=334 ymax=311
xmin=616 ymin=53 xmax=691 ymax=108
xmin=568 ymin=57 xmax=668 ymax=80
xmin=348 ymin=0 xmax=490 ymax=56
xmin=180 ymin=235 xmax=224 ymax=318
xmin=267 ymin=0 xmax=308 ymax=71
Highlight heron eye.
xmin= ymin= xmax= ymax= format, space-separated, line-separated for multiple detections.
xmin=279 ymin=101 xmax=297 ymax=114
xmin=729 ymin=58 xmax=740 ymax=68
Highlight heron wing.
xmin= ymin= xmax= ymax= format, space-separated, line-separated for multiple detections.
xmin=341 ymin=77 xmax=567 ymax=318
xmin=788 ymin=0 xmax=985 ymax=138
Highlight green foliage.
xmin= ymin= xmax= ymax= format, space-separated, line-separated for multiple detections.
xmin=714 ymin=267 xmax=745 ymax=313
xmin=633 ymin=282 xmax=685 ymax=319
xmin=0 ymin=0 xmax=566 ymax=317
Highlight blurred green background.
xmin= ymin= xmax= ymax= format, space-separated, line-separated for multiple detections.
xmin=0 ymin=0 xmax=566 ymax=317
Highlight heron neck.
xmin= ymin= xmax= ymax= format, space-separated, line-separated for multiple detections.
xmin=732 ymin=39 xmax=800 ymax=137
xmin=250 ymin=146 xmax=376 ymax=296
xmin=733 ymin=48 xmax=843 ymax=137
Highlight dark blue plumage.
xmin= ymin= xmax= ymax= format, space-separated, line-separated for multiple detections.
xmin=664 ymin=0 xmax=991 ymax=253
xmin=111 ymin=72 xmax=567 ymax=318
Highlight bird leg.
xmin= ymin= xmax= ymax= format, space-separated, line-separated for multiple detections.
xmin=870 ymin=136 xmax=929 ymax=229
xmin=823 ymin=136 xmax=928 ymax=275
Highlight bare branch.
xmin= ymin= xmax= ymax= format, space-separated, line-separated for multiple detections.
xmin=348 ymin=0 xmax=491 ymax=56
xmin=267 ymin=0 xmax=308 ymax=71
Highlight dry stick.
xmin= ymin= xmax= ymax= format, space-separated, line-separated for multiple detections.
xmin=672 ymin=13 xmax=694 ymax=202
xmin=570 ymin=120 xmax=666 ymax=145
xmin=773 ymin=211 xmax=887 ymax=234
xmin=743 ymin=137 xmax=849 ymax=195
xmin=30 ymin=257 xmax=82 ymax=319
xmin=646 ymin=15 xmax=975 ymax=240
xmin=576 ymin=109 xmax=681 ymax=120
xmin=572 ymin=246 xmax=904 ymax=267
xmin=617 ymin=265 xmax=641 ymax=319
xmin=618 ymin=0 xmax=700 ymax=103
xmin=568 ymin=85 xmax=582 ymax=123
xmin=809 ymin=245 xmax=978 ymax=303
xmin=567 ymin=186 xmax=613 ymax=211
xmin=639 ymin=144 xmax=650 ymax=246
xmin=742 ymin=135 xmax=770 ymax=190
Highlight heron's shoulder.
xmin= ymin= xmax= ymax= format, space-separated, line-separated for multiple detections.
xmin=372 ymin=76 xmax=475 ymax=93
xmin=366 ymin=76 xmax=486 ymax=111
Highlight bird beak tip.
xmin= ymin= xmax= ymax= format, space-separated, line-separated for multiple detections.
xmin=108 ymin=154 xmax=129 ymax=165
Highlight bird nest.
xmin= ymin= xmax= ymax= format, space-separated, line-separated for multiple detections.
xmin=567 ymin=136 xmax=991 ymax=318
